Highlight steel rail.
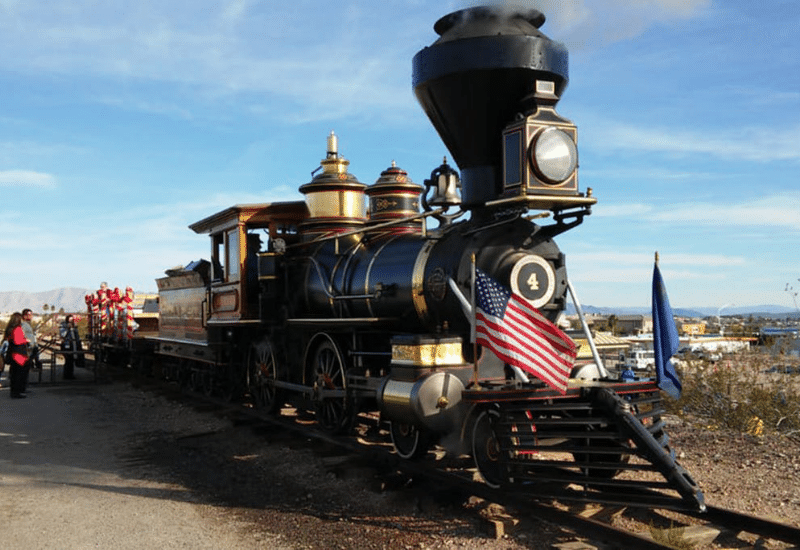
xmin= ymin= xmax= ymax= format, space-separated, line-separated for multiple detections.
xmin=690 ymin=505 xmax=800 ymax=545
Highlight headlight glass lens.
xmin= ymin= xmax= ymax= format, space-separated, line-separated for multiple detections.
xmin=532 ymin=128 xmax=577 ymax=183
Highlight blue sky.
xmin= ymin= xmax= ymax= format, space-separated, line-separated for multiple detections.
xmin=1 ymin=0 xmax=798 ymax=310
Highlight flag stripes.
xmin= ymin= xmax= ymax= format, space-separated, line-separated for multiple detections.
xmin=474 ymin=269 xmax=575 ymax=394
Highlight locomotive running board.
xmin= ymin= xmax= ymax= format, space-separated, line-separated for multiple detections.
xmin=481 ymin=385 xmax=706 ymax=511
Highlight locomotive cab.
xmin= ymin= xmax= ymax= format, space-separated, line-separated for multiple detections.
xmin=189 ymin=202 xmax=308 ymax=323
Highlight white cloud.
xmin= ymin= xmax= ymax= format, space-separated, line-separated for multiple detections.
xmin=520 ymin=0 xmax=712 ymax=48
xmin=572 ymin=250 xmax=745 ymax=269
xmin=91 ymin=95 xmax=195 ymax=121
xmin=592 ymin=203 xmax=654 ymax=218
xmin=221 ymin=0 xmax=254 ymax=26
xmin=592 ymin=192 xmax=800 ymax=233
xmin=0 ymin=1 xmax=720 ymax=126
xmin=584 ymin=117 xmax=800 ymax=162
xmin=0 ymin=2 xmax=418 ymax=124
xmin=0 ymin=169 xmax=56 ymax=187
xmin=650 ymin=193 xmax=800 ymax=231
xmin=0 ymin=141 xmax=88 ymax=166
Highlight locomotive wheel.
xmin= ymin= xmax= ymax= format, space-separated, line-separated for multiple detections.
xmin=200 ymin=364 xmax=215 ymax=397
xmin=248 ymin=339 xmax=282 ymax=413
xmin=309 ymin=338 xmax=353 ymax=434
xmin=390 ymin=422 xmax=434 ymax=460
xmin=472 ymin=408 xmax=508 ymax=488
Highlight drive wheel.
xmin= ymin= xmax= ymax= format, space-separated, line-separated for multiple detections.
xmin=390 ymin=422 xmax=434 ymax=460
xmin=248 ymin=338 xmax=282 ymax=413
xmin=472 ymin=408 xmax=508 ymax=488
xmin=309 ymin=338 xmax=353 ymax=434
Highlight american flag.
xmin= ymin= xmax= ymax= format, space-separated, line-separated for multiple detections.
xmin=474 ymin=269 xmax=576 ymax=394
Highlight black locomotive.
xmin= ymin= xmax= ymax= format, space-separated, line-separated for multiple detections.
xmin=133 ymin=6 xmax=705 ymax=511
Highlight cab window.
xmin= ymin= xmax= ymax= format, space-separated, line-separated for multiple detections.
xmin=226 ymin=229 xmax=240 ymax=281
xmin=212 ymin=234 xmax=225 ymax=281
xmin=211 ymin=230 xmax=240 ymax=283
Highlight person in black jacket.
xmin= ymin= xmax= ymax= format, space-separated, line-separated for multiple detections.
xmin=59 ymin=314 xmax=82 ymax=380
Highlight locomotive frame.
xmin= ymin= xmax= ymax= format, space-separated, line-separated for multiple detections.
xmin=125 ymin=6 xmax=705 ymax=512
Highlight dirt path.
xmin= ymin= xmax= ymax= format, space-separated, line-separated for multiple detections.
xmin=0 ymin=376 xmax=290 ymax=550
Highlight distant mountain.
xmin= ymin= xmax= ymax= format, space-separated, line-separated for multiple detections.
xmin=0 ymin=288 xmax=93 ymax=315
xmin=3 ymin=287 xmax=798 ymax=320
xmin=565 ymin=304 xmax=798 ymax=319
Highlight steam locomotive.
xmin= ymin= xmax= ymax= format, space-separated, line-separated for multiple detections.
xmin=133 ymin=6 xmax=705 ymax=511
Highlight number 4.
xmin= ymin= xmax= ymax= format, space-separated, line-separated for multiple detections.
xmin=527 ymin=272 xmax=539 ymax=291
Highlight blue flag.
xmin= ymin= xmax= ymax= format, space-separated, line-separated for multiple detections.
xmin=652 ymin=262 xmax=681 ymax=399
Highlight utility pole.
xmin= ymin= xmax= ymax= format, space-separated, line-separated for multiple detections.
xmin=717 ymin=303 xmax=735 ymax=336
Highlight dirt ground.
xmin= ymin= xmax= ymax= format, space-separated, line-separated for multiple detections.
xmin=1 ymin=366 xmax=799 ymax=550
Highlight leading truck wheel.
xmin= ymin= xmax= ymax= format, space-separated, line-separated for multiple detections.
xmin=390 ymin=422 xmax=434 ymax=460
xmin=472 ymin=408 xmax=508 ymax=488
xmin=248 ymin=338 xmax=282 ymax=414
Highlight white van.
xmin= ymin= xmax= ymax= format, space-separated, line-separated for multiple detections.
xmin=618 ymin=347 xmax=655 ymax=371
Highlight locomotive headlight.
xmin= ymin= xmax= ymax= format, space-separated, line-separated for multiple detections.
xmin=531 ymin=127 xmax=578 ymax=184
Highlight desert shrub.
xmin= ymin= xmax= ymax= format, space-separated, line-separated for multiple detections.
xmin=665 ymin=351 xmax=800 ymax=436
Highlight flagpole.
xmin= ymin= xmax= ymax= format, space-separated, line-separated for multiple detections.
xmin=471 ymin=253 xmax=479 ymax=387
xmin=566 ymin=277 xmax=609 ymax=379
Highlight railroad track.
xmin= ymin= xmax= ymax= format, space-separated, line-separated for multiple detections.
xmin=124 ymin=368 xmax=800 ymax=549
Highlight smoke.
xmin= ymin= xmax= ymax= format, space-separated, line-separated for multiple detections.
xmin=458 ymin=0 xmax=712 ymax=49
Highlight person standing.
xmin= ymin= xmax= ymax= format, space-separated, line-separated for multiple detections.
xmin=60 ymin=314 xmax=82 ymax=380
xmin=21 ymin=308 xmax=42 ymax=370
xmin=4 ymin=312 xmax=30 ymax=398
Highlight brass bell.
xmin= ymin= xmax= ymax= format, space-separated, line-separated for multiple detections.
xmin=424 ymin=157 xmax=461 ymax=209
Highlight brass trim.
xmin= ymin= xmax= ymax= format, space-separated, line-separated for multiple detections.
xmin=206 ymin=319 xmax=262 ymax=326
xmin=509 ymin=254 xmax=556 ymax=309
xmin=286 ymin=317 xmax=399 ymax=326
xmin=335 ymin=237 xmax=365 ymax=312
xmin=320 ymin=156 xmax=349 ymax=175
xmin=411 ymin=240 xmax=436 ymax=326
xmin=486 ymin=194 xmax=597 ymax=209
xmin=305 ymin=190 xmax=367 ymax=219
xmin=392 ymin=342 xmax=464 ymax=366
xmin=364 ymin=234 xmax=402 ymax=318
